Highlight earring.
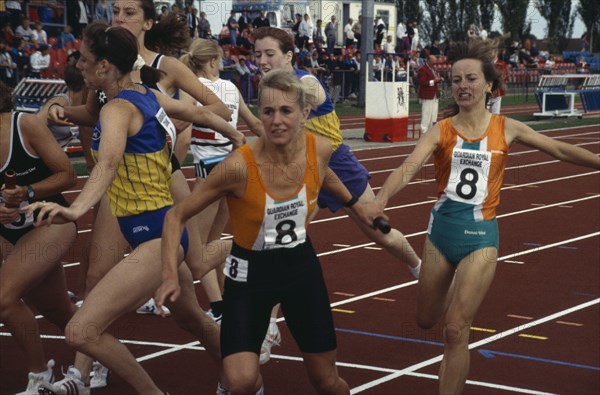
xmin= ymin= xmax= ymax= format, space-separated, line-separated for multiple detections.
xmin=96 ymin=70 xmax=104 ymax=78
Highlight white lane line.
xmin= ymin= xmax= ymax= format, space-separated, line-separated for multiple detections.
xmin=67 ymin=130 xmax=599 ymax=185
xmin=3 ymin=237 xmax=597 ymax=393
xmin=316 ymin=195 xmax=599 ymax=257
xmin=350 ymin=298 xmax=599 ymax=394
xmin=63 ymin=194 xmax=599 ymax=266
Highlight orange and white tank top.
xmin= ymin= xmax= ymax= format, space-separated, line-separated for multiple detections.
xmin=433 ymin=114 xmax=509 ymax=221
xmin=227 ymin=133 xmax=320 ymax=251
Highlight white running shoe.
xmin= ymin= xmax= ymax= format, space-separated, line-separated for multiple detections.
xmin=37 ymin=366 xmax=90 ymax=395
xmin=206 ymin=309 xmax=222 ymax=326
xmin=136 ymin=298 xmax=171 ymax=316
xmin=89 ymin=361 xmax=110 ymax=389
xmin=259 ymin=321 xmax=281 ymax=365
xmin=409 ymin=260 xmax=422 ymax=279
xmin=14 ymin=359 xmax=55 ymax=395
xmin=216 ymin=382 xmax=230 ymax=395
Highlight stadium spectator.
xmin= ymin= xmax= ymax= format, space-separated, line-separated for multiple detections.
xmin=32 ymin=21 xmax=48 ymax=48
xmin=325 ymin=15 xmax=337 ymax=54
xmin=0 ymin=39 xmax=17 ymax=86
xmin=396 ymin=16 xmax=409 ymax=56
xmin=372 ymin=52 xmax=383 ymax=81
xmin=343 ymin=51 xmax=359 ymax=98
xmin=58 ymin=24 xmax=76 ymax=51
xmin=198 ymin=11 xmax=211 ymax=38
xmin=374 ymin=15 xmax=386 ymax=49
xmin=227 ymin=10 xmax=238 ymax=46
xmin=488 ymin=50 xmax=509 ymax=114
xmin=410 ymin=21 xmax=420 ymax=51
xmin=187 ymin=7 xmax=199 ymax=38
xmin=544 ymin=54 xmax=556 ymax=71
xmin=478 ymin=24 xmax=488 ymax=40
xmin=28 ymin=43 xmax=50 ymax=77
xmin=291 ymin=13 xmax=302 ymax=47
xmin=95 ymin=0 xmax=113 ymax=24
xmin=14 ymin=16 xmax=34 ymax=45
xmin=344 ymin=18 xmax=355 ymax=48
xmin=577 ymin=56 xmax=589 ymax=74
xmin=235 ymin=55 xmax=253 ymax=101
xmin=352 ymin=15 xmax=362 ymax=50
xmin=69 ymin=0 xmax=92 ymax=37
xmin=237 ymin=10 xmax=250 ymax=34
xmin=1 ymin=23 xmax=15 ymax=44
xmin=4 ymin=0 xmax=24 ymax=30
xmin=313 ymin=18 xmax=325 ymax=47
xmin=327 ymin=53 xmax=344 ymax=102
xmin=298 ymin=13 xmax=311 ymax=50
xmin=252 ymin=10 xmax=269 ymax=29
xmin=9 ymin=37 xmax=28 ymax=79
xmin=383 ymin=34 xmax=395 ymax=54
xmin=418 ymin=55 xmax=443 ymax=133
xmin=158 ymin=5 xmax=169 ymax=21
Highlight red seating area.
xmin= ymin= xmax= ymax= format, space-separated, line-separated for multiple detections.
xmin=40 ymin=37 xmax=81 ymax=79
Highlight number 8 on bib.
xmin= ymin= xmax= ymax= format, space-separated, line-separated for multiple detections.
xmin=446 ymin=148 xmax=491 ymax=206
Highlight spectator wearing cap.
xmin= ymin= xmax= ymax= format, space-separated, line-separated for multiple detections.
xmin=396 ymin=17 xmax=410 ymax=57
xmin=29 ymin=43 xmax=50 ymax=77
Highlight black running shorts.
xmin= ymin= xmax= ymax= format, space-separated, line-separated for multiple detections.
xmin=220 ymin=238 xmax=337 ymax=358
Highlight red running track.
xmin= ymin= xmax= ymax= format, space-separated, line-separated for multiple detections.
xmin=1 ymin=124 xmax=599 ymax=395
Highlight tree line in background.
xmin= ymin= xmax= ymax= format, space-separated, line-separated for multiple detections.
xmin=394 ymin=0 xmax=600 ymax=54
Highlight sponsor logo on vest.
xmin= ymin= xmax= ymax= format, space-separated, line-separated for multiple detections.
xmin=464 ymin=229 xmax=486 ymax=236
xmin=133 ymin=225 xmax=150 ymax=233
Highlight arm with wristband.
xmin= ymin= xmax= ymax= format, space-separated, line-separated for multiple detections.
xmin=322 ymin=167 xmax=390 ymax=233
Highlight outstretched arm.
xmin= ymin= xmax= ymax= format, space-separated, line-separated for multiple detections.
xmin=238 ymin=95 xmax=264 ymax=137
xmin=377 ymin=125 xmax=439 ymax=207
xmin=162 ymin=56 xmax=232 ymax=121
xmin=155 ymin=90 xmax=246 ymax=148
xmin=156 ymin=151 xmax=246 ymax=307
xmin=506 ymin=118 xmax=600 ymax=169
xmin=26 ymin=101 xmax=130 ymax=225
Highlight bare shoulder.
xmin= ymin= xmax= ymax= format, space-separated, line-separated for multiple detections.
xmin=504 ymin=116 xmax=532 ymax=145
xmin=156 ymin=54 xmax=182 ymax=73
xmin=19 ymin=113 xmax=48 ymax=143
xmin=313 ymin=133 xmax=333 ymax=161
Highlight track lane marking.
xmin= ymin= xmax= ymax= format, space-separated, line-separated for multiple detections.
xmin=350 ymin=298 xmax=599 ymax=394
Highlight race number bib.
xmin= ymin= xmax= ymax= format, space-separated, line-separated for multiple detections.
xmin=261 ymin=187 xmax=308 ymax=250
xmin=155 ymin=107 xmax=176 ymax=154
xmin=224 ymin=254 xmax=249 ymax=282
xmin=446 ymin=148 xmax=491 ymax=205
xmin=4 ymin=200 xmax=34 ymax=230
